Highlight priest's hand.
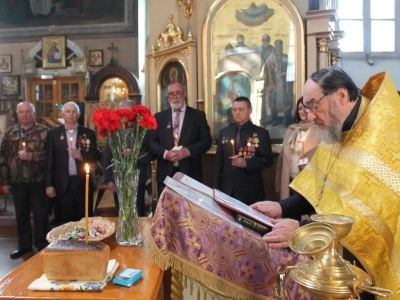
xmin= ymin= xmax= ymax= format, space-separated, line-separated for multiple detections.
xmin=250 ymin=201 xmax=282 ymax=218
xmin=262 ymin=218 xmax=299 ymax=249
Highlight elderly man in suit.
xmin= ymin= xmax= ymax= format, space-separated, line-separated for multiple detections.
xmin=45 ymin=101 xmax=98 ymax=225
xmin=213 ymin=96 xmax=274 ymax=205
xmin=148 ymin=80 xmax=212 ymax=198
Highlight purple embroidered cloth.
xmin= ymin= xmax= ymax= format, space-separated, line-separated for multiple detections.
xmin=150 ymin=177 xmax=313 ymax=300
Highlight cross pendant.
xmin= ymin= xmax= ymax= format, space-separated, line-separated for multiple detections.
xmin=317 ymin=176 xmax=327 ymax=205
xmin=318 ymin=183 xmax=325 ymax=201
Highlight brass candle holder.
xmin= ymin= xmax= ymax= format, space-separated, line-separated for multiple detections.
xmin=277 ymin=214 xmax=393 ymax=300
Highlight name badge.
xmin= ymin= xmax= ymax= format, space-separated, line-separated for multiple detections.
xmin=298 ymin=157 xmax=308 ymax=166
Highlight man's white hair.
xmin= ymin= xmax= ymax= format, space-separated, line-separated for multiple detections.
xmin=62 ymin=101 xmax=80 ymax=113
xmin=17 ymin=101 xmax=35 ymax=114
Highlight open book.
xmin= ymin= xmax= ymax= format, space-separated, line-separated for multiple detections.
xmin=175 ymin=173 xmax=274 ymax=228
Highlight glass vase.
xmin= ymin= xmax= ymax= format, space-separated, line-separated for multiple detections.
xmin=113 ymin=169 xmax=142 ymax=246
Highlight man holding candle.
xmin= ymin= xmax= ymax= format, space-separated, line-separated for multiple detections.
xmin=213 ymin=96 xmax=274 ymax=205
xmin=45 ymin=102 xmax=98 ymax=225
xmin=0 ymin=102 xmax=49 ymax=259
xmin=148 ymin=80 xmax=212 ymax=198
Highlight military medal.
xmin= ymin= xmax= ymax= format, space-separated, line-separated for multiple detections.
xmin=60 ymin=134 xmax=64 ymax=140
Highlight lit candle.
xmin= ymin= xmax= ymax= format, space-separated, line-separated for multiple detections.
xmin=85 ymin=163 xmax=90 ymax=243
xmin=69 ymin=137 xmax=74 ymax=150
xmin=231 ymin=140 xmax=235 ymax=170
xmin=22 ymin=141 xmax=26 ymax=150
xmin=174 ymin=134 xmax=179 ymax=146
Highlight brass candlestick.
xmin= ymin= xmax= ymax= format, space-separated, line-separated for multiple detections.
xmin=277 ymin=214 xmax=392 ymax=300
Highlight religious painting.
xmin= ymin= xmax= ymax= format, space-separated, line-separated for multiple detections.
xmin=0 ymin=0 xmax=135 ymax=41
xmin=0 ymin=99 xmax=21 ymax=127
xmin=89 ymin=50 xmax=104 ymax=67
xmin=71 ymin=57 xmax=87 ymax=74
xmin=1 ymin=75 xmax=20 ymax=97
xmin=42 ymin=35 xmax=66 ymax=69
xmin=23 ymin=59 xmax=36 ymax=75
xmin=159 ymin=61 xmax=187 ymax=111
xmin=214 ymin=71 xmax=252 ymax=138
xmin=203 ymin=0 xmax=305 ymax=144
xmin=0 ymin=55 xmax=11 ymax=73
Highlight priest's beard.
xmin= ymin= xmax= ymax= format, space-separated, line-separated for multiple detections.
xmin=319 ymin=101 xmax=342 ymax=144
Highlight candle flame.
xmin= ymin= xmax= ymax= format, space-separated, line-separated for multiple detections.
xmin=85 ymin=163 xmax=90 ymax=174
xmin=22 ymin=142 xmax=26 ymax=147
xmin=70 ymin=137 xmax=73 ymax=141
xmin=230 ymin=139 xmax=234 ymax=145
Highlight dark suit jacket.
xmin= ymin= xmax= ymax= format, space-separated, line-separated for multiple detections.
xmin=102 ymin=132 xmax=151 ymax=185
xmin=147 ymin=106 xmax=212 ymax=184
xmin=45 ymin=125 xmax=98 ymax=194
xmin=213 ymin=121 xmax=273 ymax=205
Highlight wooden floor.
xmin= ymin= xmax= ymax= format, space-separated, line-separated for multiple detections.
xmin=0 ymin=191 xmax=118 ymax=278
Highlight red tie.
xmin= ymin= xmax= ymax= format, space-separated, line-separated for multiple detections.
xmin=173 ymin=109 xmax=180 ymax=146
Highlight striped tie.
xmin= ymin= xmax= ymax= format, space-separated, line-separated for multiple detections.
xmin=173 ymin=109 xmax=181 ymax=146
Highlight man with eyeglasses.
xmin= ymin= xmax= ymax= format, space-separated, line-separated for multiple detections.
xmin=147 ymin=80 xmax=212 ymax=198
xmin=250 ymin=67 xmax=400 ymax=299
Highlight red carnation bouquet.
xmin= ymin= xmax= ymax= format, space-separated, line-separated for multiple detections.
xmin=92 ymin=104 xmax=157 ymax=244
xmin=92 ymin=104 xmax=157 ymax=177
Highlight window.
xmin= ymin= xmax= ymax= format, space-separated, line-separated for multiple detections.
xmin=337 ymin=0 xmax=398 ymax=56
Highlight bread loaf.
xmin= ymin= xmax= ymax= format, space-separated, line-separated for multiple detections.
xmin=41 ymin=240 xmax=110 ymax=281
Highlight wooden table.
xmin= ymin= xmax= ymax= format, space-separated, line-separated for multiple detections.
xmin=0 ymin=217 xmax=163 ymax=300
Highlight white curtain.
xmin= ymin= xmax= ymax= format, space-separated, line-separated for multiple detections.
xmin=29 ymin=0 xmax=52 ymax=16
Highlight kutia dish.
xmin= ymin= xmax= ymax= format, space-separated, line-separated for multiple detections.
xmin=46 ymin=217 xmax=115 ymax=242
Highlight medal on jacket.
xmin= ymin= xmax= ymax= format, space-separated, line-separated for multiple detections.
xmin=60 ymin=133 xmax=64 ymax=140
xmin=167 ymin=122 xmax=172 ymax=129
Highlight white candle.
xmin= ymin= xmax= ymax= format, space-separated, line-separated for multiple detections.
xmin=85 ymin=163 xmax=90 ymax=243
xmin=69 ymin=137 xmax=74 ymax=150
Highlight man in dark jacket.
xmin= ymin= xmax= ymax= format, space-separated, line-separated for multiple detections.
xmin=213 ymin=96 xmax=274 ymax=205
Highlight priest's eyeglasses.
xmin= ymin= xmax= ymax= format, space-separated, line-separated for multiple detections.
xmin=303 ymin=93 xmax=328 ymax=113
xmin=168 ymin=91 xmax=184 ymax=98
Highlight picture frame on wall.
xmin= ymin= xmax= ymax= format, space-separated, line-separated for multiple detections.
xmin=23 ymin=59 xmax=37 ymax=75
xmin=0 ymin=54 xmax=12 ymax=73
xmin=89 ymin=50 xmax=104 ymax=67
xmin=42 ymin=35 xmax=66 ymax=69
xmin=70 ymin=57 xmax=87 ymax=74
xmin=1 ymin=75 xmax=20 ymax=97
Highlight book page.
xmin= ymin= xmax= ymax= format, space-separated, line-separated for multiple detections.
xmin=164 ymin=177 xmax=238 ymax=224
xmin=213 ymin=190 xmax=274 ymax=227
xmin=180 ymin=174 xmax=213 ymax=198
